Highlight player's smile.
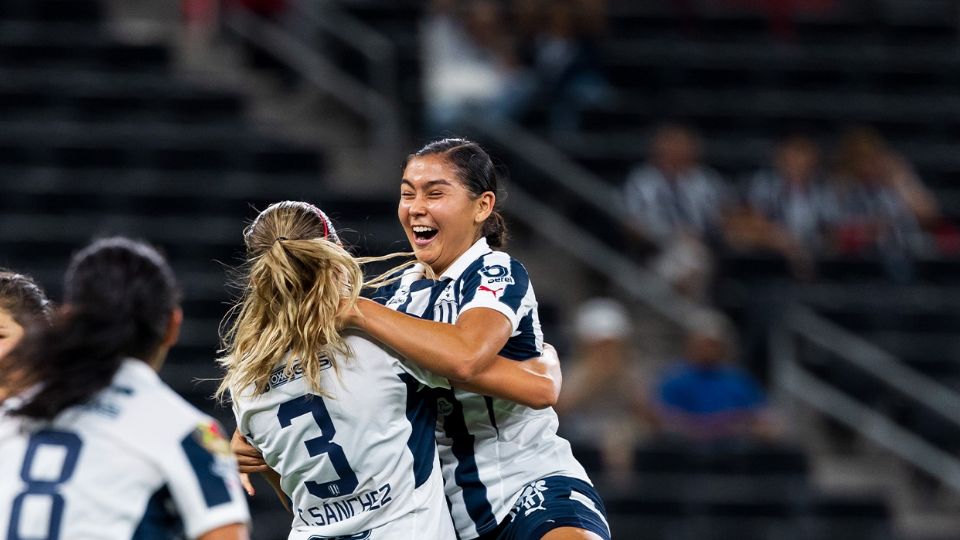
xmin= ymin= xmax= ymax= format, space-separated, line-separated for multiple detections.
xmin=411 ymin=225 xmax=439 ymax=247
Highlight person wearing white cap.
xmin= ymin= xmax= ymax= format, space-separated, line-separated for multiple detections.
xmin=555 ymin=298 xmax=649 ymax=475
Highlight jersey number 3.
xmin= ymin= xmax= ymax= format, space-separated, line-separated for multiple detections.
xmin=7 ymin=430 xmax=82 ymax=540
xmin=277 ymin=395 xmax=359 ymax=497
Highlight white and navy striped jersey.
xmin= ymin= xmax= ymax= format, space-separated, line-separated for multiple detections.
xmin=369 ymin=238 xmax=591 ymax=539
xmin=231 ymin=332 xmax=456 ymax=539
xmin=0 ymin=359 xmax=250 ymax=540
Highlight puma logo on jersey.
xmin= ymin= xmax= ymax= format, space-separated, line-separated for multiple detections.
xmin=478 ymin=285 xmax=504 ymax=298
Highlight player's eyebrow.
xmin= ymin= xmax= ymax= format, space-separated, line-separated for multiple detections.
xmin=401 ymin=179 xmax=454 ymax=189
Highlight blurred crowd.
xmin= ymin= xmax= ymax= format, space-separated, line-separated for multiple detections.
xmin=554 ymin=122 xmax=957 ymax=476
xmin=421 ymin=0 xmax=609 ymax=134
xmin=555 ymin=297 xmax=782 ymax=477
xmin=623 ymin=123 xmax=954 ymax=295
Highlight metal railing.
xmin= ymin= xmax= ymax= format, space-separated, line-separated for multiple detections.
xmin=502 ymin=183 xmax=703 ymax=329
xmin=287 ymin=0 xmax=397 ymax=105
xmin=772 ymin=305 xmax=960 ymax=492
xmin=221 ymin=5 xmax=402 ymax=171
xmin=469 ymin=118 xmax=631 ymax=234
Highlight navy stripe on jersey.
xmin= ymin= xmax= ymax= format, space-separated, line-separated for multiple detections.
xmin=499 ymin=314 xmax=540 ymax=360
xmin=363 ymin=270 xmax=404 ymax=304
xmin=132 ymin=485 xmax=184 ymax=540
xmin=435 ymin=388 xmax=497 ymax=534
xmin=180 ymin=433 xmax=232 ymax=508
xmin=399 ymin=372 xmax=438 ymax=488
xmin=398 ymin=279 xmax=434 ymax=313
xmin=483 ymin=396 xmax=499 ymax=437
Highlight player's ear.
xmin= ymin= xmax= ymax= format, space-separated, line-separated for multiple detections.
xmin=474 ymin=191 xmax=495 ymax=224
xmin=163 ymin=308 xmax=183 ymax=348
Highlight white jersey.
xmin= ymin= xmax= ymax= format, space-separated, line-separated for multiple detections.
xmin=0 ymin=359 xmax=250 ymax=540
xmin=231 ymin=332 xmax=456 ymax=539
xmin=370 ymin=238 xmax=591 ymax=539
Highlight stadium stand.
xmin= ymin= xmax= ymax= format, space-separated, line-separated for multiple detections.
xmin=4 ymin=0 xmax=960 ymax=538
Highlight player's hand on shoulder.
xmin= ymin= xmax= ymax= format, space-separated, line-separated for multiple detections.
xmin=532 ymin=343 xmax=562 ymax=388
xmin=338 ymin=297 xmax=367 ymax=330
xmin=230 ymin=428 xmax=267 ymax=471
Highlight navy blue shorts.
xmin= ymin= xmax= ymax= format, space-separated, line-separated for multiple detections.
xmin=483 ymin=476 xmax=611 ymax=540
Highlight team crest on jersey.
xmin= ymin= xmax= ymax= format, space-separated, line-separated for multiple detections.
xmin=436 ymin=398 xmax=454 ymax=417
xmin=509 ymin=479 xmax=549 ymax=518
xmin=480 ymin=264 xmax=514 ymax=285
xmin=385 ymin=286 xmax=410 ymax=309
xmin=191 ymin=420 xmax=232 ymax=457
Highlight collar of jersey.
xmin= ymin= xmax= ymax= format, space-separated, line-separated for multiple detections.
xmin=437 ymin=237 xmax=491 ymax=281
xmin=120 ymin=356 xmax=161 ymax=383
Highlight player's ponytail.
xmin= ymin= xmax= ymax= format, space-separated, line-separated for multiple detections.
xmin=406 ymin=137 xmax=510 ymax=248
xmin=2 ymin=238 xmax=180 ymax=420
xmin=482 ymin=210 xmax=508 ymax=248
xmin=218 ymin=201 xmax=363 ymax=400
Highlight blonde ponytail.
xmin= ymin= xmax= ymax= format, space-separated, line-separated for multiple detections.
xmin=217 ymin=202 xmax=363 ymax=400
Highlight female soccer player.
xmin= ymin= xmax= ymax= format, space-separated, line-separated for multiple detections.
xmin=0 ymin=238 xmax=250 ymax=540
xmin=348 ymin=138 xmax=610 ymax=540
xmin=221 ymin=201 xmax=561 ymax=539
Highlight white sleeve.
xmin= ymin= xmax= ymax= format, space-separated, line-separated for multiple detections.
xmin=162 ymin=417 xmax=250 ymax=539
xmin=456 ymin=253 xmax=531 ymax=332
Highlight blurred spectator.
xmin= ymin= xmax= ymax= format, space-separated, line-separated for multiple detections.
xmin=650 ymin=310 xmax=780 ymax=442
xmin=524 ymin=0 xmax=610 ymax=134
xmin=623 ymin=124 xmax=730 ymax=299
xmin=421 ymin=0 xmax=534 ymax=133
xmin=555 ymin=298 xmax=649 ymax=475
xmin=724 ymin=135 xmax=830 ymax=278
xmin=823 ymin=127 xmax=940 ymax=262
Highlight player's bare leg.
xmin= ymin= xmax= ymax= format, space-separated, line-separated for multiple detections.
xmin=541 ymin=527 xmax=605 ymax=540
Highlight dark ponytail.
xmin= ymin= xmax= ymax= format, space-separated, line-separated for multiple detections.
xmin=3 ymin=237 xmax=180 ymax=420
xmin=481 ymin=210 xmax=508 ymax=249
xmin=405 ymin=137 xmax=509 ymax=248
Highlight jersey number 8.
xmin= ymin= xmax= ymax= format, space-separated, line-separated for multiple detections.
xmin=7 ymin=430 xmax=82 ymax=540
xmin=278 ymin=395 xmax=359 ymax=497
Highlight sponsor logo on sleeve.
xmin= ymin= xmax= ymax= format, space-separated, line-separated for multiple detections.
xmin=479 ymin=264 xmax=514 ymax=285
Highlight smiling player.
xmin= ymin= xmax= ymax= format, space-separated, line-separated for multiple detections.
xmin=349 ymin=138 xmax=610 ymax=540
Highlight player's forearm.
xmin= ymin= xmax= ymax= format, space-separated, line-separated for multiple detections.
xmin=353 ymin=298 xmax=501 ymax=381
xmin=457 ymin=357 xmax=559 ymax=409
